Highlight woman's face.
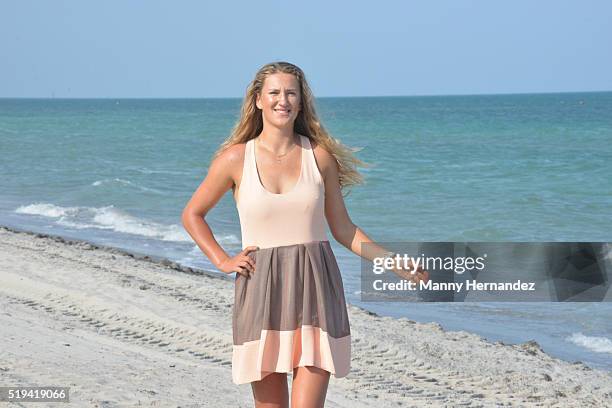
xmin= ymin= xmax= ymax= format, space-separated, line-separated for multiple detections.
xmin=256 ymin=72 xmax=301 ymax=129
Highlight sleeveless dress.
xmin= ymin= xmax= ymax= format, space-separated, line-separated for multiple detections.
xmin=231 ymin=134 xmax=351 ymax=385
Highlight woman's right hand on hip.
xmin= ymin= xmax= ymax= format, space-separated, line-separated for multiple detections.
xmin=219 ymin=246 xmax=258 ymax=277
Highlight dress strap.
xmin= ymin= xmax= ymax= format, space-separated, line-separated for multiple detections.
xmin=238 ymin=139 xmax=255 ymax=195
xmin=300 ymin=135 xmax=324 ymax=184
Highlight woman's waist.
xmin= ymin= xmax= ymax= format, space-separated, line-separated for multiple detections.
xmin=240 ymin=220 xmax=327 ymax=248
xmin=241 ymin=237 xmax=331 ymax=253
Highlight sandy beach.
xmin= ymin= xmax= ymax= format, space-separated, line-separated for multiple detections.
xmin=1 ymin=225 xmax=610 ymax=407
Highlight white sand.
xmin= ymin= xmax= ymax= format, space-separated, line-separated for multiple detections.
xmin=1 ymin=225 xmax=610 ymax=407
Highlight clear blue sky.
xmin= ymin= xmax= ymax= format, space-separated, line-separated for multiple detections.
xmin=1 ymin=0 xmax=611 ymax=98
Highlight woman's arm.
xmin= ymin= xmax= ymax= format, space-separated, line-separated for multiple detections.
xmin=181 ymin=144 xmax=256 ymax=276
xmin=314 ymin=144 xmax=427 ymax=282
xmin=313 ymin=145 xmax=389 ymax=261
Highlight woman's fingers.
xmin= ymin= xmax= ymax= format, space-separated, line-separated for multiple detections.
xmin=396 ymin=267 xmax=428 ymax=284
xmin=237 ymin=260 xmax=250 ymax=273
xmin=233 ymin=246 xmax=259 ymax=278
xmin=243 ymin=255 xmax=256 ymax=272
xmin=419 ymin=270 xmax=430 ymax=283
xmin=241 ymin=247 xmax=257 ymax=272
xmin=236 ymin=266 xmax=249 ymax=277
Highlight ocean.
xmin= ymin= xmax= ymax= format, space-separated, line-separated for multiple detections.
xmin=1 ymin=92 xmax=611 ymax=371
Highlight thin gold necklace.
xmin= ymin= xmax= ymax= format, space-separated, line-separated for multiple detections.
xmin=256 ymin=135 xmax=299 ymax=163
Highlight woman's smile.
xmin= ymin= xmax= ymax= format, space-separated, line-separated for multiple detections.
xmin=274 ymin=107 xmax=291 ymax=116
xmin=256 ymin=72 xmax=301 ymax=125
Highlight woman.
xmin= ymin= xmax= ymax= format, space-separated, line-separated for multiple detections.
xmin=182 ymin=61 xmax=427 ymax=408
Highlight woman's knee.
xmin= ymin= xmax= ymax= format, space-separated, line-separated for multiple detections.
xmin=291 ymin=366 xmax=330 ymax=408
xmin=251 ymin=372 xmax=289 ymax=408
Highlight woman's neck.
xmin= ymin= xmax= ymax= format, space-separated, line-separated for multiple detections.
xmin=257 ymin=127 xmax=297 ymax=152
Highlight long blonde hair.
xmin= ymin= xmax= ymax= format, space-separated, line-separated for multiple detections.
xmin=214 ymin=61 xmax=367 ymax=192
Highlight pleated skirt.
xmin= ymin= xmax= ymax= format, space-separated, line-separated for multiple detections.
xmin=231 ymin=240 xmax=351 ymax=384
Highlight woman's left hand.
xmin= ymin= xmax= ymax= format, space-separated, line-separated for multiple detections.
xmin=392 ymin=260 xmax=429 ymax=285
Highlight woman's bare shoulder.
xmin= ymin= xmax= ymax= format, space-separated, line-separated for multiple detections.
xmin=310 ymin=138 xmax=337 ymax=173
xmin=216 ymin=142 xmax=246 ymax=163
xmin=213 ymin=142 xmax=247 ymax=181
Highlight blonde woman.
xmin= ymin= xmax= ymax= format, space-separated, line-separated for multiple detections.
xmin=182 ymin=61 xmax=427 ymax=408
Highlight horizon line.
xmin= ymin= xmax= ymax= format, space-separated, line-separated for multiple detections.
xmin=1 ymin=89 xmax=611 ymax=100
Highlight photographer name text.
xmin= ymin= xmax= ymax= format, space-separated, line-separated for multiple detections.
xmin=372 ymin=279 xmax=536 ymax=292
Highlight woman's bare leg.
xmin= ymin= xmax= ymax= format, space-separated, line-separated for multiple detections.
xmin=250 ymin=372 xmax=289 ymax=408
xmin=291 ymin=366 xmax=330 ymax=408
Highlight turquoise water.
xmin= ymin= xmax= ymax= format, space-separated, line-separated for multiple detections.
xmin=1 ymin=93 xmax=611 ymax=370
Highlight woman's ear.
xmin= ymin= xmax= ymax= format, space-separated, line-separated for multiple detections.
xmin=255 ymin=93 xmax=262 ymax=110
